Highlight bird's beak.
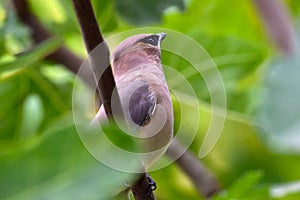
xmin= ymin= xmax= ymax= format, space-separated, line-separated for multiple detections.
xmin=157 ymin=33 xmax=166 ymax=44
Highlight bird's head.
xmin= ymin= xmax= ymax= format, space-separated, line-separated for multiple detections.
xmin=111 ymin=33 xmax=166 ymax=78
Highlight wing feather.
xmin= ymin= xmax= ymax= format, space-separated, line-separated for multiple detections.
xmin=129 ymin=84 xmax=156 ymax=126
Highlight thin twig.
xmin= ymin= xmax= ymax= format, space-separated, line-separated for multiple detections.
xmin=167 ymin=140 xmax=220 ymax=197
xmin=252 ymin=0 xmax=298 ymax=54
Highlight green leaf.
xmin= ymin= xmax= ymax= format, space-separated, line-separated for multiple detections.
xmin=0 ymin=38 xmax=62 ymax=74
xmin=0 ymin=67 xmax=70 ymax=140
xmin=212 ymin=171 xmax=269 ymax=200
xmin=162 ymin=0 xmax=265 ymax=42
xmin=28 ymin=0 xmax=66 ymax=24
xmin=169 ymin=90 xmax=300 ymax=187
xmin=0 ymin=114 xmax=134 ymax=200
xmin=115 ymin=0 xmax=185 ymax=25
xmin=20 ymin=94 xmax=44 ymax=138
xmin=163 ymin=34 xmax=266 ymax=113
xmin=226 ymin=170 xmax=264 ymax=198
xmin=91 ymin=0 xmax=118 ymax=32
xmin=159 ymin=0 xmax=269 ymax=114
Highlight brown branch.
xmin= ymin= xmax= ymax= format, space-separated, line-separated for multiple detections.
xmin=11 ymin=0 xmax=96 ymax=90
xmin=71 ymin=0 xmax=105 ymax=53
xmin=131 ymin=173 xmax=156 ymax=200
xmin=166 ymin=140 xmax=220 ymax=197
xmin=71 ymin=0 xmax=121 ymax=119
xmin=252 ymin=0 xmax=298 ymax=54
xmin=71 ymin=0 xmax=153 ymax=199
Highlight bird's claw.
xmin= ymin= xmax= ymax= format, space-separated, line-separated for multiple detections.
xmin=146 ymin=174 xmax=157 ymax=192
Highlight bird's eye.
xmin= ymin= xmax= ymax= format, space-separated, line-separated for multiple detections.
xmin=147 ymin=38 xmax=154 ymax=43
xmin=137 ymin=35 xmax=159 ymax=46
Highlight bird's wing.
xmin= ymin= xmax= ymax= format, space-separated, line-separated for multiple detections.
xmin=129 ymin=84 xmax=156 ymax=127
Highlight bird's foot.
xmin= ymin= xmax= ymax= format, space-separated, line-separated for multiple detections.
xmin=146 ymin=174 xmax=157 ymax=196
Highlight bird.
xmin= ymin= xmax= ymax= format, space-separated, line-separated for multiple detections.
xmin=91 ymin=33 xmax=173 ymax=171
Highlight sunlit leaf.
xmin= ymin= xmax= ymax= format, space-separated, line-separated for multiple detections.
xmin=20 ymin=94 xmax=44 ymax=138
xmin=225 ymin=170 xmax=264 ymax=198
xmin=29 ymin=0 xmax=66 ymax=24
xmin=212 ymin=171 xmax=269 ymax=200
xmin=0 ymin=38 xmax=62 ymax=74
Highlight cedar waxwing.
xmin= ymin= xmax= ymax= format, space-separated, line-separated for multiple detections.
xmin=91 ymin=33 xmax=173 ymax=170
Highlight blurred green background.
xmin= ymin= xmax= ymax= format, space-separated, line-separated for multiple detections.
xmin=1 ymin=0 xmax=300 ymax=199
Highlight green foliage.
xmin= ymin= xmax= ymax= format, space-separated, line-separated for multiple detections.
xmin=159 ymin=0 xmax=269 ymax=114
xmin=161 ymin=0 xmax=266 ymax=42
xmin=0 ymin=38 xmax=68 ymax=141
xmin=286 ymin=0 xmax=300 ymax=16
xmin=0 ymin=2 xmax=31 ymax=55
xmin=0 ymin=114 xmax=134 ymax=200
xmin=21 ymin=94 xmax=44 ymax=138
xmin=0 ymin=38 xmax=62 ymax=73
xmin=1 ymin=0 xmax=300 ymax=199
xmin=150 ymin=163 xmax=201 ymax=199
xmin=92 ymin=0 xmax=119 ymax=32
xmin=115 ymin=0 xmax=185 ymax=25
xmin=213 ymin=171 xmax=269 ymax=200
xmin=101 ymin=122 xmax=139 ymax=153
xmin=162 ymin=34 xmax=266 ymax=113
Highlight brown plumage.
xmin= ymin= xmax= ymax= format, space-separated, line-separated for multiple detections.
xmin=91 ymin=33 xmax=173 ymax=170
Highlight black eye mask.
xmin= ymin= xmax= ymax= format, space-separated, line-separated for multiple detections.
xmin=137 ymin=35 xmax=160 ymax=46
